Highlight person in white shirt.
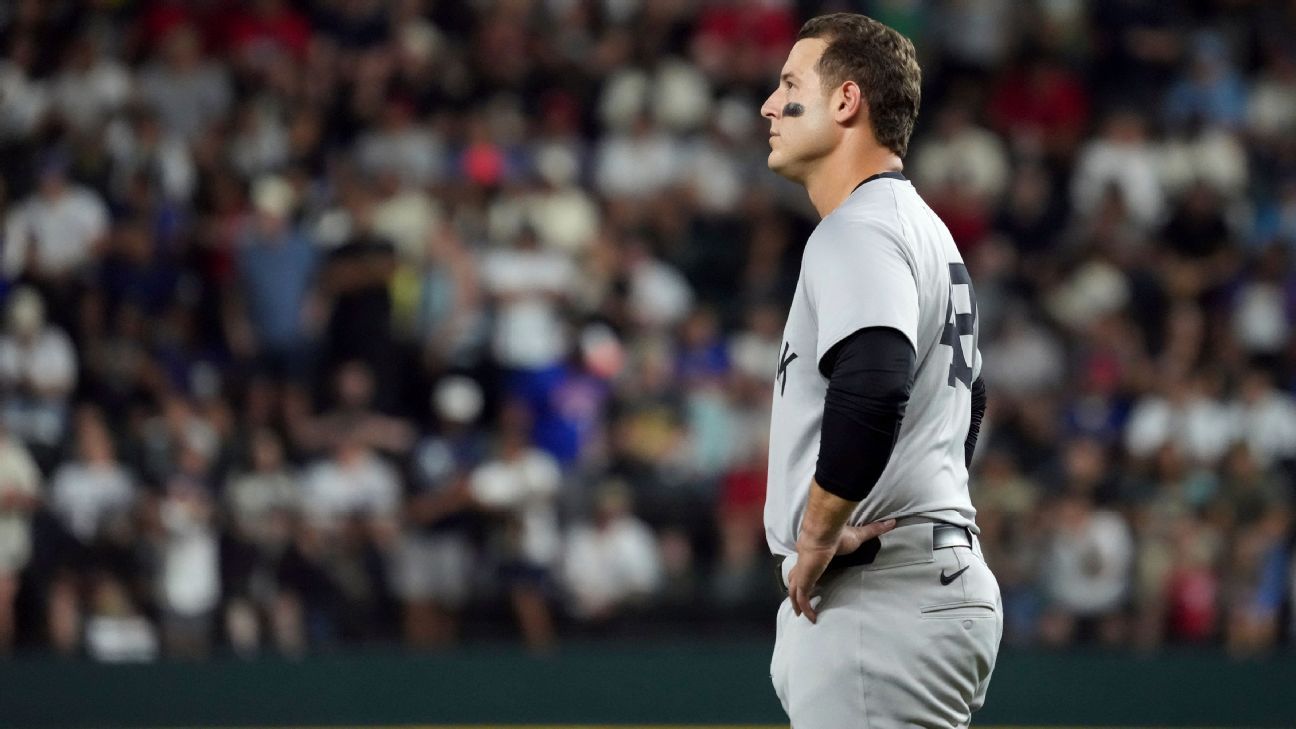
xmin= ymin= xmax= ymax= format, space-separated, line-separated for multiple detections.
xmin=1038 ymin=491 xmax=1134 ymax=645
xmin=480 ymin=227 xmax=579 ymax=372
xmin=0 ymin=427 xmax=39 ymax=654
xmin=560 ymin=480 xmax=662 ymax=621
xmin=84 ymin=576 xmax=159 ymax=663
xmin=286 ymin=432 xmax=402 ymax=646
xmin=106 ymin=107 xmax=196 ymax=204
xmin=3 ymin=159 xmax=109 ymax=282
xmin=49 ymin=35 xmax=130 ymax=134
xmin=301 ymin=434 xmax=402 ymax=533
xmin=1125 ymin=372 xmax=1237 ymax=466
xmin=593 ymin=115 xmax=682 ymax=200
xmin=1231 ymin=368 xmax=1296 ymax=468
xmin=47 ymin=409 xmax=137 ymax=654
xmin=156 ymin=463 xmax=221 ymax=659
xmin=525 ymin=145 xmax=601 ymax=254
xmin=1071 ymin=111 xmax=1166 ymax=230
xmin=0 ymin=287 xmax=77 ymax=452
xmin=49 ymin=413 xmax=136 ymax=547
xmin=469 ymin=401 xmax=562 ymax=651
xmin=1248 ymin=51 xmax=1296 ymax=141
xmin=622 ymin=237 xmax=695 ymax=332
xmin=913 ymin=104 xmax=1010 ymax=205
xmin=0 ymin=35 xmax=49 ymax=141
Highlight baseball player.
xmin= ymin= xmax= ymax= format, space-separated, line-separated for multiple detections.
xmin=761 ymin=13 xmax=1001 ymax=729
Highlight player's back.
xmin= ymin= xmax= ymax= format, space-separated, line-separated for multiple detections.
xmin=764 ymin=172 xmax=980 ymax=557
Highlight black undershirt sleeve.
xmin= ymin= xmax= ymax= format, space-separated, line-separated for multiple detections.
xmin=965 ymin=376 xmax=986 ymax=467
xmin=814 ymin=327 xmax=916 ymax=502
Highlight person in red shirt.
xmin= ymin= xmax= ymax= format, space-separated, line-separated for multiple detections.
xmin=988 ymin=50 xmax=1090 ymax=160
xmin=223 ymin=0 xmax=312 ymax=63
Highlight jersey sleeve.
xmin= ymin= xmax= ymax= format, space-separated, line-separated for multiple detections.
xmin=804 ymin=218 xmax=919 ymax=370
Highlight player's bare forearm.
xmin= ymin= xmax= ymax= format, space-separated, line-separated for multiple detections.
xmin=796 ymin=479 xmax=858 ymax=549
xmin=789 ymin=481 xmax=896 ymax=623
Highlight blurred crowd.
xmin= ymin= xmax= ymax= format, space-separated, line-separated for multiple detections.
xmin=0 ymin=0 xmax=1295 ymax=660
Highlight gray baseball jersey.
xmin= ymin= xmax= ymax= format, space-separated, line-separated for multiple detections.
xmin=764 ymin=171 xmax=981 ymax=558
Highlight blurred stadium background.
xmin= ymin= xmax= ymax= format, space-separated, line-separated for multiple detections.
xmin=0 ymin=0 xmax=1295 ymax=726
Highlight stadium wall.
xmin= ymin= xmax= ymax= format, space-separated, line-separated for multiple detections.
xmin=0 ymin=642 xmax=1290 ymax=728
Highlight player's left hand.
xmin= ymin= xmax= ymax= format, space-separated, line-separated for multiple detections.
xmin=789 ymin=518 xmax=896 ymax=623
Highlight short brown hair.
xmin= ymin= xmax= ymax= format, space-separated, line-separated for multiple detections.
xmin=797 ymin=13 xmax=921 ymax=157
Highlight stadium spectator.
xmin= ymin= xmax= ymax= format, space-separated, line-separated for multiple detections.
xmin=222 ymin=0 xmax=312 ymax=66
xmin=3 ymin=155 xmax=109 ymax=296
xmin=621 ymin=236 xmax=695 ymax=332
xmin=317 ymin=183 xmax=399 ymax=403
xmin=560 ymin=479 xmax=662 ymax=622
xmin=229 ymin=175 xmax=319 ymax=385
xmin=913 ymin=103 xmax=1011 ymax=208
xmin=49 ymin=34 xmax=130 ymax=136
xmin=412 ymin=222 xmax=487 ymax=368
xmin=46 ymin=408 xmax=138 ymax=655
xmin=468 ymin=401 xmax=561 ymax=651
xmin=288 ymin=429 xmax=401 ymax=646
xmin=1038 ymin=490 xmax=1135 ymax=646
xmin=481 ymin=226 xmax=579 ymax=377
xmin=154 ymin=452 xmax=222 ymax=659
xmin=286 ymin=361 xmax=414 ymax=457
xmin=594 ymin=116 xmax=683 ymax=202
xmin=0 ymin=35 xmax=49 ymax=142
xmin=355 ymin=97 xmax=445 ymax=188
xmin=0 ymin=287 xmax=77 ymax=461
xmin=987 ymin=49 xmax=1089 ymax=160
xmin=970 ymin=450 xmax=1043 ymax=646
xmin=1163 ymin=32 xmax=1248 ymax=131
xmin=300 ymin=432 xmax=401 ymax=535
xmin=1125 ymin=370 xmax=1235 ymax=467
xmin=0 ymin=426 xmax=38 ymax=655
xmin=396 ymin=376 xmax=486 ymax=648
xmin=712 ymin=429 xmax=772 ymax=608
xmin=135 ymin=25 xmax=232 ymax=142
xmin=83 ymin=576 xmax=158 ymax=663
xmin=1231 ymin=368 xmax=1296 ymax=468
xmin=222 ymin=428 xmax=299 ymax=656
xmin=1070 ymin=111 xmax=1165 ymax=230
xmin=226 ymin=101 xmax=290 ymax=183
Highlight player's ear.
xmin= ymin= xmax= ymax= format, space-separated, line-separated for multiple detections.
xmin=834 ymin=80 xmax=864 ymax=124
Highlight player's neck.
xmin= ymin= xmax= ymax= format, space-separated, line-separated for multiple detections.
xmin=804 ymin=148 xmax=903 ymax=218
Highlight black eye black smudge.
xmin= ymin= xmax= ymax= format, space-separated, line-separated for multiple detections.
xmin=782 ymin=102 xmax=805 ymax=117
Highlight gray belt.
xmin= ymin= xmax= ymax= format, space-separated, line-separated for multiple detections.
xmin=775 ymin=518 xmax=972 ymax=593
xmin=932 ymin=522 xmax=974 ymax=550
xmin=891 ymin=515 xmax=974 ymax=549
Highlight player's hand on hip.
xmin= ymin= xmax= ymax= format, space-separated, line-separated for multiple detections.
xmin=789 ymin=518 xmax=896 ymax=624
xmin=836 ymin=519 xmax=896 ymax=556
xmin=787 ymin=540 xmax=834 ymax=624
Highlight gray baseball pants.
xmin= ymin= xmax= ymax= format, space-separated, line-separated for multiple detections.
xmin=771 ymin=521 xmax=1003 ymax=728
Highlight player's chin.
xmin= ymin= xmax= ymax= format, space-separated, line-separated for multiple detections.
xmin=767 ymin=154 xmax=805 ymax=183
xmin=766 ymin=150 xmax=792 ymax=177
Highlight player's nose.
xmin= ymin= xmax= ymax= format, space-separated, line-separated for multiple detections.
xmin=761 ymin=90 xmax=780 ymax=121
